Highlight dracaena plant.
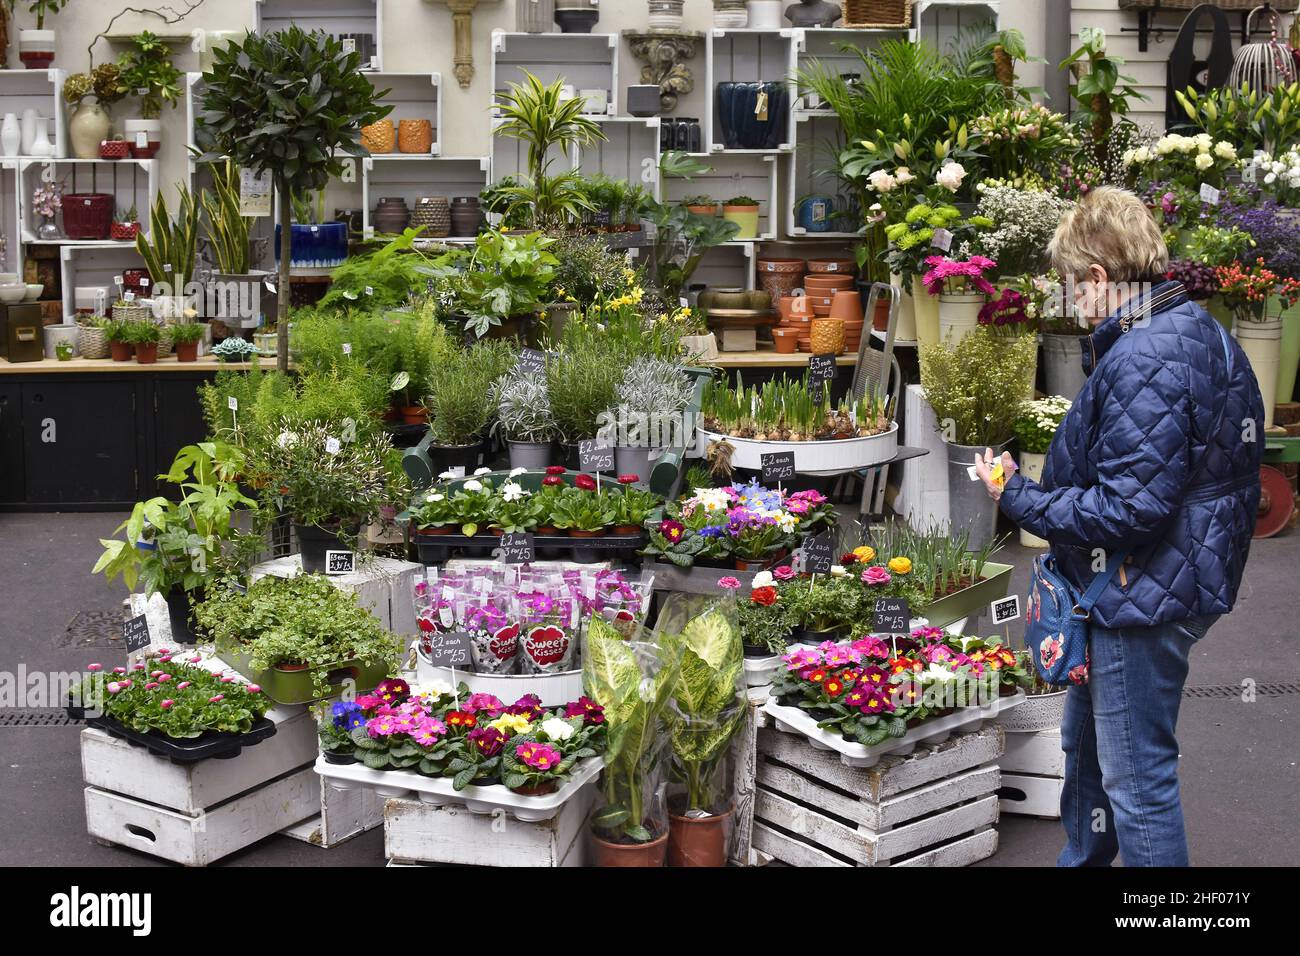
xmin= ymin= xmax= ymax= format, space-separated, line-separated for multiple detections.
xmin=657 ymin=594 xmax=745 ymax=814
xmin=198 ymin=27 xmax=391 ymax=369
xmin=583 ymin=616 xmax=681 ymax=844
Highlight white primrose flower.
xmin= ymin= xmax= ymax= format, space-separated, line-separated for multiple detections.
xmin=462 ymin=479 xmax=484 ymax=492
xmin=509 ymin=467 xmax=527 ymax=478
xmin=501 ymin=481 xmax=527 ymax=502
xmin=541 ymin=717 xmax=575 ymax=741
xmin=438 ymin=469 xmax=458 ymax=481
xmin=424 ymin=492 xmax=445 ymax=503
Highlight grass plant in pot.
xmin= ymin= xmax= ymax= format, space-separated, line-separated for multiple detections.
xmin=658 ymin=592 xmax=745 ymax=867
xmin=253 ymin=420 xmax=394 ymax=573
xmin=583 ymin=615 xmax=681 ymax=866
xmin=920 ymin=325 xmax=1038 ymax=550
xmin=104 ymin=318 xmax=133 ymax=361
xmin=494 ymin=371 xmax=556 ymax=470
xmin=93 ymin=442 xmax=258 ymax=645
xmin=168 ymin=320 xmax=206 ymax=362
xmin=198 ymin=26 xmax=391 ymax=371
xmin=135 ymin=185 xmax=199 ymax=323
xmin=122 ymin=319 xmax=161 ymax=364
xmin=547 ymin=342 xmax=622 ymax=468
xmin=1011 ymin=395 xmax=1071 ymax=548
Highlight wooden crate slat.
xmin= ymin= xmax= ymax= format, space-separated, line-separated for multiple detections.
xmin=892 ymin=827 xmax=998 ymax=867
xmin=1000 ymin=728 xmax=1064 ymax=776
xmin=280 ymin=780 xmax=386 ymax=848
xmin=757 ymin=761 xmax=874 ymax=826
xmin=755 ymin=788 xmax=872 ymax=862
xmin=869 ymin=794 xmax=999 ymax=863
xmin=999 ymin=773 xmax=1065 ymax=819
xmin=752 ymin=821 xmax=850 ymax=867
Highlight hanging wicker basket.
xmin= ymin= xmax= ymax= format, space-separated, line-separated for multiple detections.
xmin=843 ymin=0 xmax=911 ymax=28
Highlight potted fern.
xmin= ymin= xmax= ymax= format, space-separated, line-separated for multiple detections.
xmin=494 ymin=371 xmax=556 ymax=470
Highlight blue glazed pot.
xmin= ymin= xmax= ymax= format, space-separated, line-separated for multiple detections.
xmin=274 ymin=222 xmax=349 ymax=269
xmin=714 ymin=81 xmax=789 ymax=150
xmin=798 ymin=196 xmax=835 ymax=232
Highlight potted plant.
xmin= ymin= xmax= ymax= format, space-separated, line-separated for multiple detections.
xmin=122 ymin=319 xmax=160 ymax=363
xmin=919 ymin=325 xmax=1037 ymax=550
xmin=115 ymin=31 xmax=182 ymax=157
xmin=194 ymin=574 xmax=402 ymax=704
xmin=62 ymin=64 xmax=123 ymax=158
xmin=168 ymin=321 xmax=206 ymax=362
xmin=211 ymin=336 xmax=260 ymax=362
xmin=425 ymin=342 xmax=513 ymax=475
xmin=1011 ymin=395 xmax=1071 ymax=548
xmin=318 ymin=699 xmax=365 ymax=764
xmin=721 ymin=195 xmax=761 ymax=239
xmin=103 ymin=318 xmax=132 ymax=361
xmin=489 ymin=477 xmax=542 ymax=535
xmin=643 ymin=152 xmax=741 ymax=303
xmin=110 ymin=204 xmax=140 ymax=242
xmin=551 ymin=482 xmax=615 ymax=560
xmin=93 ymin=442 xmax=257 ymax=643
xmin=583 ymin=614 xmax=681 ymax=866
xmin=610 ymin=474 xmax=659 ymax=535
xmin=1218 ymin=258 xmax=1300 ymax=429
xmin=427 ymin=229 xmax=559 ymax=339
xmin=921 ymin=253 xmax=998 ymax=346
xmin=683 ymin=195 xmax=717 ymax=217
xmin=494 ymin=371 xmax=556 ymax=470
xmin=135 ymin=185 xmax=199 ymax=320
xmin=658 ymin=592 xmax=745 ymax=867
xmin=200 ymin=158 xmax=273 ymax=332
xmin=606 ymin=356 xmax=694 ymax=483
xmin=14 ymin=0 xmax=65 ymax=68
xmin=199 ymin=27 xmax=391 ymax=370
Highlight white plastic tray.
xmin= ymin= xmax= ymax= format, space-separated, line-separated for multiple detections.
xmin=762 ymin=692 xmax=1025 ymax=768
xmin=314 ymin=754 xmax=603 ymax=823
xmin=743 ymin=654 xmax=781 ymax=688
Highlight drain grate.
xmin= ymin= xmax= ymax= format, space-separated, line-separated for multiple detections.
xmin=0 ymin=708 xmax=83 ymax=728
xmin=1183 ymin=682 xmax=1300 ymax=699
xmin=61 ymin=610 xmax=125 ymax=648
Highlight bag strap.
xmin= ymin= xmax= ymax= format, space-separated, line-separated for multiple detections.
xmin=1074 ymin=323 xmax=1234 ymax=620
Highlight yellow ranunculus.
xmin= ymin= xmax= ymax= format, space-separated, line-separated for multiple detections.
xmin=888 ymin=556 xmax=912 ymax=575
xmin=853 ymin=546 xmax=876 ymax=562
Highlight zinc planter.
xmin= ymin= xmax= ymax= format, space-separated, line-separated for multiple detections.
xmin=697 ymin=422 xmax=899 ymax=477
xmin=938 ymin=292 xmax=984 ymax=345
xmin=921 ymin=561 xmax=1014 ymax=629
xmin=1234 ymin=319 xmax=1282 ymax=428
xmin=508 ymin=441 xmax=553 ymax=471
xmin=945 ymin=440 xmax=1008 ymax=551
xmin=911 ymin=276 xmax=939 ymax=349
xmin=680 ymin=333 xmax=718 ymax=362
xmin=997 ymin=689 xmax=1067 ymax=733
xmin=1017 ymin=452 xmax=1049 ymax=548
xmin=1041 ymin=333 xmax=1088 ymax=401
xmin=615 ymin=444 xmax=657 ymax=484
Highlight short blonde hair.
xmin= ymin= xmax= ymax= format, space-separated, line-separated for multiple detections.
xmin=1048 ymin=186 xmax=1168 ymax=283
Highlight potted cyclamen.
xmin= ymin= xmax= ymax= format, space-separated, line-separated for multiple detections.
xmin=923 ymin=254 xmax=998 ymax=346
xmin=1011 ymin=395 xmax=1071 ymax=548
xmin=494 ymin=372 xmax=556 ymax=470
xmin=17 ymin=0 xmax=66 ymax=69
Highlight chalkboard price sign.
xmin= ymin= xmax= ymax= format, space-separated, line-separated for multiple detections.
xmin=325 ymin=550 xmax=356 ymax=575
xmin=808 ymin=353 xmax=837 ymax=397
xmin=760 ymin=450 xmax=796 ymax=483
xmin=499 ymin=532 xmax=535 ymax=565
xmin=989 ymin=595 xmax=1021 ymax=625
xmin=801 ymin=532 xmax=834 ymax=574
xmin=516 ymin=348 xmax=548 ymax=376
xmin=579 ymin=439 xmax=615 ymax=473
xmin=873 ymin=597 xmax=911 ymax=635
xmin=122 ymin=614 xmax=151 ymax=653
xmin=424 ymin=631 xmax=473 ymax=669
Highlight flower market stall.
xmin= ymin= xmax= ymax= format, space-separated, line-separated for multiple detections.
xmin=18 ymin=0 xmax=1296 ymax=874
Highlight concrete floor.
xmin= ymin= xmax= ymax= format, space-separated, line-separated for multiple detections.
xmin=0 ymin=510 xmax=1295 ymax=867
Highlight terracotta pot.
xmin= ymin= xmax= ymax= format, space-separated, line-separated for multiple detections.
xmin=772 ymin=328 xmax=798 ymax=353
xmin=872 ymin=294 xmax=891 ymax=331
xmin=686 ymin=203 xmax=717 ymax=216
xmin=829 ymin=289 xmax=863 ymax=322
xmin=174 ymin=341 xmax=199 ymax=362
xmin=756 ymin=258 xmax=805 ymax=305
xmin=668 ymin=805 xmax=734 ymax=867
xmin=109 ymin=341 xmax=132 ymax=362
xmin=808 ymin=293 xmax=835 ymax=317
xmin=570 ymin=528 xmax=607 ymax=538
xmin=802 ymin=274 xmax=854 ymax=292
xmin=612 ymin=524 xmax=642 ymax=535
xmin=400 ymin=405 xmax=428 ymax=425
xmin=797 ymin=336 xmax=812 ymax=352
xmin=810 ymin=318 xmax=845 ymax=355
xmin=398 ymin=118 xmax=434 ymax=154
xmin=417 ymin=525 xmax=454 ymax=536
xmin=590 ymin=829 xmax=668 ymax=867
xmin=806 ymin=258 xmax=855 ymax=275
xmin=134 ymin=342 xmax=158 ymax=364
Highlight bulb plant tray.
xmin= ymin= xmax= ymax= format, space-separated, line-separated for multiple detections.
xmin=763 ymin=691 xmax=1024 ymax=769
xmin=698 ymin=422 xmax=899 ymax=476
xmin=314 ymin=754 xmax=604 ymax=823
xmin=216 ymin=644 xmax=392 ymax=706
xmin=67 ymin=701 xmax=277 ymax=764
xmin=920 ymin=561 xmax=1014 ymax=629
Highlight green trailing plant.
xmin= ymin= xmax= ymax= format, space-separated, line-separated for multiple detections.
xmin=116 ymin=31 xmax=182 ymax=119
xmin=583 ymin=615 xmax=681 ymax=845
xmin=136 ymin=184 xmax=199 ymax=298
xmin=919 ymin=324 xmax=1038 ymax=446
xmin=657 ymin=594 xmax=745 ymax=814
xmin=198 ymin=26 xmax=391 ymax=370
xmin=200 ymin=158 xmax=255 ymax=275
xmin=194 ymin=574 xmax=402 ymax=698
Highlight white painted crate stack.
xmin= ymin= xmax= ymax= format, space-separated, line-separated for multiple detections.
xmin=750 ymin=724 xmax=1006 ymax=867
xmin=995 ymin=692 xmax=1067 ymax=819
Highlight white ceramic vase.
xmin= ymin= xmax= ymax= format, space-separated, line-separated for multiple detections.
xmin=938 ymin=292 xmax=985 ymax=345
xmin=0 ymin=114 xmax=19 ymax=157
xmin=1234 ymin=318 xmax=1282 ymax=428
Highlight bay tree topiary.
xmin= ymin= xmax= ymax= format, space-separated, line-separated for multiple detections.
xmin=197 ymin=27 xmax=391 ymax=370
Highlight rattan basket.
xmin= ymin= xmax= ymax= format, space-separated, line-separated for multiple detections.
xmin=157 ymin=323 xmax=174 ymax=358
xmin=843 ymin=0 xmax=912 ymax=28
xmin=112 ymin=302 xmax=150 ymax=323
xmin=77 ymin=323 xmax=109 ymax=359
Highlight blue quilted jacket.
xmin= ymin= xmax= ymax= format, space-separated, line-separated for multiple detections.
xmin=1000 ymin=281 xmax=1263 ymax=628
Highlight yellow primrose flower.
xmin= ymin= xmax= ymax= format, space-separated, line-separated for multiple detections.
xmin=887 ymin=556 xmax=912 ymax=575
xmin=853 ymin=546 xmax=876 ymax=562
xmin=489 ymin=713 xmax=532 ymax=735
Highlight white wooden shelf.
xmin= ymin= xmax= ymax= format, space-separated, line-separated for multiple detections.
xmin=490 ymin=31 xmax=619 ymax=115
xmin=365 ymin=72 xmax=442 ymax=157
xmin=255 ymin=0 xmax=382 ymax=69
xmin=361 ymin=155 xmax=489 ymax=238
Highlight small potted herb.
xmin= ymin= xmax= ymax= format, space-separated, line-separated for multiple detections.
xmin=110 ymin=205 xmax=140 ymax=241
xmin=103 ymin=319 xmax=133 ymax=362
xmin=722 ymin=195 xmax=761 ymax=239
xmin=123 ymin=319 xmax=161 ymax=364
xmin=167 ymin=321 xmax=206 ymax=362
xmin=410 ymin=487 xmax=457 ymax=536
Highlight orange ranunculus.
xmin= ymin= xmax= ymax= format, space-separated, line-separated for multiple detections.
xmin=751 ymin=586 xmax=778 ymax=606
xmin=853 ymin=546 xmax=876 ymax=562
xmin=887 ymin=556 xmax=912 ymax=575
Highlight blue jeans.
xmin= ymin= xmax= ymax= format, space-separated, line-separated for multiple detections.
xmin=1058 ymin=616 xmax=1214 ymax=867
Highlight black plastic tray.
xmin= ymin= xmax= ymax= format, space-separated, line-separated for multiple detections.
xmin=68 ymin=702 xmax=277 ymax=764
xmin=414 ymin=531 xmax=646 ymax=565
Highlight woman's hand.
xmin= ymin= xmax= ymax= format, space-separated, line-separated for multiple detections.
xmin=974 ymin=447 xmax=1018 ymax=501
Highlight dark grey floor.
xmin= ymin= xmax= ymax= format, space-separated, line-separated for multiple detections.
xmin=0 ymin=511 xmax=1295 ymax=867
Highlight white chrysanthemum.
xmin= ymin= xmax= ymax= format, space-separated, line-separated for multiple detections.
xmin=462 ymin=479 xmax=483 ymax=492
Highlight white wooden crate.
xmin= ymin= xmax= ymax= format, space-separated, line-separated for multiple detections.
xmin=251 ymin=554 xmax=422 ymax=637
xmin=997 ymin=728 xmax=1064 ymax=820
xmin=384 ymin=782 xmax=596 ymax=867
xmin=750 ymin=725 xmax=1005 ymax=867
xmin=280 ymin=779 xmax=386 ymax=849
xmin=84 ymin=767 xmax=320 ymax=867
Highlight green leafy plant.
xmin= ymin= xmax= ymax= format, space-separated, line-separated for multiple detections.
xmin=426 ymin=230 xmax=559 ymax=338
xmin=642 ymin=151 xmax=741 ymax=302
xmin=426 ymin=340 xmax=515 ymax=446
xmin=200 ymin=158 xmax=256 ymax=275
xmin=611 ymin=480 xmax=660 ymax=528
xmin=919 ymin=325 xmax=1038 ymax=446
xmin=167 ymin=322 xmax=206 ymax=344
xmin=583 ymin=616 xmax=681 ymax=844
xmin=1013 ymin=395 xmax=1071 ymax=455
xmin=198 ymin=26 xmax=392 ymax=369
xmin=120 ymin=320 xmax=161 ymax=345
xmin=549 ymin=486 xmax=615 ymax=532
xmin=71 ymin=662 xmax=270 ymax=739
xmin=116 ymin=31 xmax=182 ymax=119
xmin=11 ymin=0 xmax=67 ymax=31
xmin=136 ymin=184 xmax=199 ymax=298
xmin=1060 ymin=27 xmax=1145 ymax=170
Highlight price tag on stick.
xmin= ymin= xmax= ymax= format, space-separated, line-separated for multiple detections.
xmin=989 ymin=595 xmax=1021 ymax=625
xmin=516 ymin=348 xmax=548 ymax=376
xmin=579 ymin=439 xmax=615 ymax=473
xmin=325 ymin=550 xmax=355 ymax=575
xmin=760 ymin=450 xmax=796 ymax=484
xmin=874 ymin=597 xmax=910 ymax=635
xmin=498 ymin=532 xmax=535 ymax=565
xmin=424 ymin=631 xmax=473 ymax=669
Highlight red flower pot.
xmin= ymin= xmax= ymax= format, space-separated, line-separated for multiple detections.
xmin=110 ymin=221 xmax=140 ymax=242
xmin=174 ymin=341 xmax=198 ymax=362
xmin=99 ymin=140 xmax=130 ymax=160
xmin=63 ymin=193 xmax=114 ymax=240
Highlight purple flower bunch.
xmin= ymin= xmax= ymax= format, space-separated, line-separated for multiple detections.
xmin=1166 ymin=259 xmax=1218 ymax=300
xmin=1219 ymin=196 xmax=1300 ymax=281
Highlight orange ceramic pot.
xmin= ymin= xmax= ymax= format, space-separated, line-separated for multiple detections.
xmin=808 ymin=293 xmax=835 ymax=316
xmin=803 ymin=274 xmax=854 ymax=292
xmin=829 ymin=289 xmax=863 ymax=322
xmin=772 ymin=327 xmax=799 ymax=353
xmin=810 ymin=318 xmax=845 ymax=355
xmin=361 ymin=119 xmax=395 ymax=153
xmin=398 ymin=119 xmax=434 ymax=154
xmin=806 ymin=257 xmax=855 ymax=275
